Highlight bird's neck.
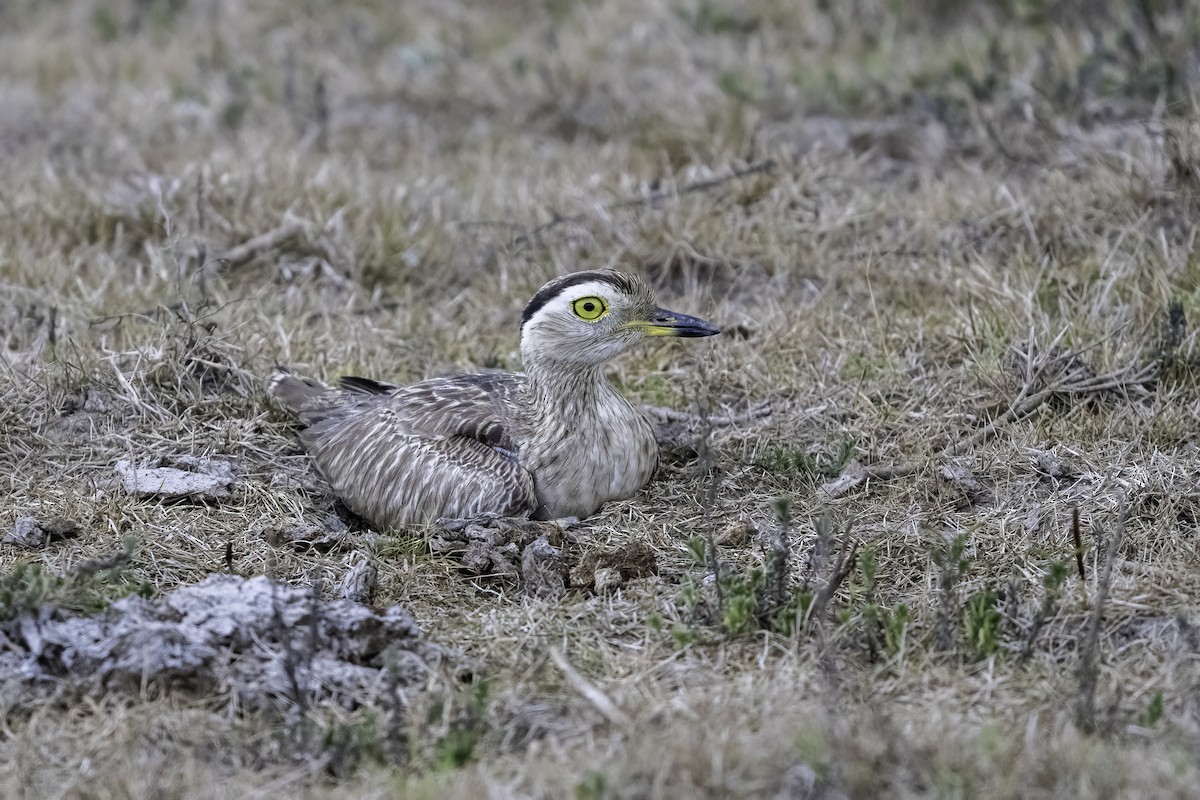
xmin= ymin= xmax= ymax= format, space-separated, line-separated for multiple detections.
xmin=519 ymin=361 xmax=618 ymax=426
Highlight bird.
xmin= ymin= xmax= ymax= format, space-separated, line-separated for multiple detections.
xmin=268 ymin=270 xmax=720 ymax=529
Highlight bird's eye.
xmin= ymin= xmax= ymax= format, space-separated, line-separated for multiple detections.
xmin=571 ymin=296 xmax=608 ymax=322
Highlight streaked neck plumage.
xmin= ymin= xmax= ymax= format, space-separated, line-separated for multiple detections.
xmin=518 ymin=359 xmax=615 ymax=431
xmin=514 ymin=353 xmax=656 ymax=519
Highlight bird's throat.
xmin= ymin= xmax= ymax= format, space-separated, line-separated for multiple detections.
xmin=519 ymin=362 xmax=613 ymax=431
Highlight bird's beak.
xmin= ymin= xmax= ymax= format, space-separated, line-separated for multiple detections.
xmin=630 ymin=307 xmax=722 ymax=338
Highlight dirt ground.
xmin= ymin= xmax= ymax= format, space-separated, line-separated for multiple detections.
xmin=2 ymin=0 xmax=1200 ymax=797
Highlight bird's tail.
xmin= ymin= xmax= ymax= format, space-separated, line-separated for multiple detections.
xmin=266 ymin=368 xmax=331 ymax=414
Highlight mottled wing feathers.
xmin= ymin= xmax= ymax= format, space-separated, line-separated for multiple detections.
xmin=376 ymin=373 xmax=522 ymax=451
xmin=268 ymin=369 xmax=535 ymax=527
xmin=338 ymin=376 xmax=399 ymax=395
xmin=302 ymin=403 xmax=536 ymax=527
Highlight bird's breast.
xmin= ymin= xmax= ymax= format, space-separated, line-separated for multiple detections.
xmin=519 ymin=399 xmax=657 ymax=520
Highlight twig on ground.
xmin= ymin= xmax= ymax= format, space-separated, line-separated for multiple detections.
xmin=801 ymin=515 xmax=857 ymax=693
xmin=818 ymin=463 xmax=918 ymax=499
xmin=1072 ymin=505 xmax=1087 ymax=604
xmin=1020 ymin=585 xmax=1056 ymax=664
xmin=643 ymin=401 xmax=773 ymax=427
xmin=820 ymin=345 xmax=1158 ymax=499
xmin=548 ymin=647 xmax=632 ymax=730
xmin=806 ymin=518 xmax=859 ymax=625
xmin=695 ymin=366 xmax=725 ymax=615
xmin=1076 ymin=502 xmax=1126 ymax=734
xmin=943 ymin=386 xmax=1056 ymax=457
xmin=507 ymin=160 xmax=776 ymax=249
xmin=764 ymin=500 xmax=792 ymax=614
xmin=932 ymin=534 xmax=968 ymax=653
xmin=218 ymin=214 xmax=307 ymax=269
xmin=704 ymin=466 xmax=725 ymax=615
xmin=1021 ymin=513 xmax=1081 ymax=663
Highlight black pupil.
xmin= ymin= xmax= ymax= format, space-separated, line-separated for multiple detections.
xmin=583 ymin=302 xmax=595 ymax=312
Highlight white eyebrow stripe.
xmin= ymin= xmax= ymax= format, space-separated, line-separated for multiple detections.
xmin=522 ymin=280 xmax=622 ymax=328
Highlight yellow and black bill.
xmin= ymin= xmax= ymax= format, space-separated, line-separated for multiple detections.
xmin=633 ymin=307 xmax=722 ymax=337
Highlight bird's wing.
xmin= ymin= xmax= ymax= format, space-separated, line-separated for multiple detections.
xmin=282 ymin=372 xmax=535 ymax=527
xmin=359 ymin=373 xmax=522 ymax=451
xmin=302 ymin=410 xmax=536 ymax=527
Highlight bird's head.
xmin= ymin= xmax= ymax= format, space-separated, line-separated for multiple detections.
xmin=519 ymin=270 xmax=720 ymax=369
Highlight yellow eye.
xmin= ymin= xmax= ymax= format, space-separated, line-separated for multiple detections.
xmin=571 ymin=296 xmax=608 ymax=322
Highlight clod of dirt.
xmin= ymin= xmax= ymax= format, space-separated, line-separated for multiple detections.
xmin=3 ymin=517 xmax=81 ymax=550
xmin=571 ymin=541 xmax=659 ymax=590
xmin=42 ymin=518 xmax=81 ymax=539
xmin=4 ymin=517 xmax=44 ymax=549
xmin=115 ymin=457 xmax=236 ymax=499
xmin=0 ymin=574 xmax=453 ymax=711
xmin=430 ymin=517 xmax=569 ymax=592
xmin=522 ymin=536 xmax=568 ymax=598
xmin=717 ymin=521 xmax=756 ymax=547
xmin=69 ymin=544 xmax=132 ymax=578
xmin=1032 ymin=449 xmax=1077 ymax=481
xmin=939 ymin=462 xmax=993 ymax=507
xmin=592 ymin=567 xmax=622 ymax=594
xmin=337 ymin=554 xmax=378 ymax=604
xmin=264 ymin=514 xmax=351 ymax=553
xmin=656 ymin=432 xmax=700 ymax=466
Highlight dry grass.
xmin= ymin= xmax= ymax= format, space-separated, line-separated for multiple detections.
xmin=2 ymin=0 xmax=1200 ymax=796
